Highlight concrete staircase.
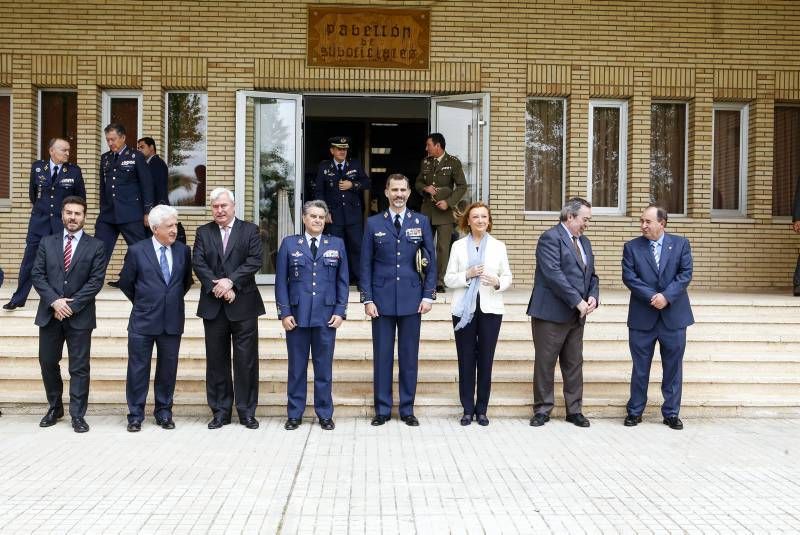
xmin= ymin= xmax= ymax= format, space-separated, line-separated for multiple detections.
xmin=1 ymin=287 xmax=799 ymax=418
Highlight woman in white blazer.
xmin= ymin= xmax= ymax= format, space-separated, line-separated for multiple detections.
xmin=444 ymin=202 xmax=512 ymax=426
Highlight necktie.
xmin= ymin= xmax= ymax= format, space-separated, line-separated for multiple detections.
xmin=113 ymin=152 xmax=119 ymax=164
xmin=52 ymin=166 xmax=59 ymax=182
xmin=652 ymin=241 xmax=660 ymax=268
xmin=222 ymin=226 xmax=230 ymax=254
xmin=64 ymin=234 xmax=73 ymax=271
xmin=160 ymin=246 xmax=170 ymax=283
xmin=337 ymin=163 xmax=343 ymax=176
xmin=572 ymin=236 xmax=585 ymax=270
xmin=394 ymin=214 xmax=401 ymax=233
xmin=310 ymin=237 xmax=318 ymax=258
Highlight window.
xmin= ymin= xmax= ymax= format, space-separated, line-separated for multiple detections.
xmin=773 ymin=105 xmax=800 ymax=217
xmin=0 ymin=91 xmax=10 ymax=202
xmin=525 ymin=98 xmax=565 ymax=212
xmin=588 ymin=99 xmax=628 ymax=214
xmin=101 ymin=90 xmax=142 ymax=152
xmin=712 ymin=103 xmax=748 ymax=215
xmin=39 ymin=90 xmax=77 ymax=163
xmin=650 ymin=102 xmax=687 ymax=215
xmin=165 ymin=91 xmax=207 ymax=207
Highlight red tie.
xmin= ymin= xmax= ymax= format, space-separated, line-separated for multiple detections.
xmin=64 ymin=234 xmax=74 ymax=271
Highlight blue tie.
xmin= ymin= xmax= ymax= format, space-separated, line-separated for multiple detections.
xmin=159 ymin=246 xmax=170 ymax=283
xmin=651 ymin=241 xmax=660 ymax=268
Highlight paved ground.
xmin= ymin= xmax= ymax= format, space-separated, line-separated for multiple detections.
xmin=0 ymin=416 xmax=798 ymax=534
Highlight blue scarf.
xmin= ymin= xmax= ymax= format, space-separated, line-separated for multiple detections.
xmin=453 ymin=233 xmax=489 ymax=331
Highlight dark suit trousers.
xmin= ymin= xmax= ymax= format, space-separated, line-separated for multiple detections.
xmin=794 ymin=254 xmax=800 ymax=287
xmin=372 ymin=314 xmax=421 ymax=418
xmin=326 ymin=222 xmax=361 ymax=284
xmin=95 ymin=219 xmax=147 ymax=269
xmin=38 ymin=318 xmax=92 ymax=418
xmin=432 ymin=222 xmax=454 ymax=286
xmin=286 ymin=325 xmax=335 ymax=420
xmin=627 ymin=317 xmax=686 ymax=418
xmin=203 ymin=313 xmax=259 ymax=419
xmin=532 ymin=316 xmax=585 ymax=416
xmin=452 ymin=297 xmax=503 ymax=416
xmin=126 ymin=332 xmax=181 ymax=423
xmin=9 ymin=236 xmax=42 ymax=305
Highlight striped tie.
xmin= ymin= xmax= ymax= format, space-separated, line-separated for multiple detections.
xmin=64 ymin=234 xmax=74 ymax=271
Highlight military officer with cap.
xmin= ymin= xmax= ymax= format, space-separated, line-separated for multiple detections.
xmin=275 ymin=200 xmax=349 ymax=431
xmin=4 ymin=138 xmax=86 ymax=310
xmin=415 ymin=132 xmax=468 ymax=294
xmin=313 ymin=136 xmax=369 ymax=287
xmin=95 ymin=123 xmax=154 ymax=278
xmin=361 ymin=173 xmax=437 ymax=427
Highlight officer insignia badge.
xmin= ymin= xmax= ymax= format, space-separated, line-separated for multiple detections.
xmin=291 ymin=251 xmax=302 ymax=257
xmin=323 ymin=239 xmax=329 ymax=244
xmin=415 ymin=218 xmax=419 ymax=224
xmin=406 ymin=228 xmax=422 ymax=238
xmin=383 ymin=212 xmax=388 ymax=218
xmin=323 ymin=250 xmax=339 ymax=258
xmin=374 ymin=231 xmax=386 ymax=237
xmin=297 ymin=239 xmax=303 ymax=244
xmin=35 ymin=167 xmax=41 ymax=172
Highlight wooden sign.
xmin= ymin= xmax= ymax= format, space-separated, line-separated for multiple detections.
xmin=307 ymin=6 xmax=430 ymax=69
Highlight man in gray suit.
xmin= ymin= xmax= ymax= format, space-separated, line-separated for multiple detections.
xmin=527 ymin=197 xmax=599 ymax=428
xmin=31 ymin=196 xmax=106 ymax=433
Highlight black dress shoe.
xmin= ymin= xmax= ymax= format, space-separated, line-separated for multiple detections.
xmin=240 ymin=416 xmax=259 ymax=429
xmin=319 ymin=418 xmax=335 ymax=430
xmin=370 ymin=414 xmax=390 ymax=426
xmin=476 ymin=414 xmax=489 ymax=426
xmin=566 ymin=413 xmax=590 ymax=427
xmin=107 ymin=280 xmax=120 ymax=288
xmin=156 ymin=418 xmax=175 ymax=430
xmin=2 ymin=301 xmax=22 ymax=310
xmin=127 ymin=422 xmax=141 ymax=432
xmin=39 ymin=406 xmax=64 ymax=427
xmin=207 ymin=416 xmax=231 ymax=429
xmin=794 ymin=285 xmax=800 ymax=297
xmin=624 ymin=414 xmax=642 ymax=427
xmin=663 ymin=416 xmax=684 ymax=430
xmin=400 ymin=414 xmax=419 ymax=426
xmin=71 ymin=417 xmax=90 ymax=433
xmin=436 ymin=285 xmax=445 ymax=293
xmin=460 ymin=414 xmax=472 ymax=426
xmin=529 ymin=413 xmax=550 ymax=427
xmin=284 ymin=418 xmax=301 ymax=430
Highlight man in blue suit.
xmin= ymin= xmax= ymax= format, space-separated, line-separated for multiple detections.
xmin=527 ymin=197 xmax=599 ymax=428
xmin=95 ymin=123 xmax=154 ymax=279
xmin=275 ymin=200 xmax=349 ymax=431
xmin=314 ymin=136 xmax=369 ymax=287
xmin=4 ymin=138 xmax=86 ymax=310
xmin=137 ymin=136 xmax=186 ymax=244
xmin=118 ymin=205 xmax=193 ymax=432
xmin=622 ymin=204 xmax=693 ymax=430
xmin=361 ymin=174 xmax=436 ymax=427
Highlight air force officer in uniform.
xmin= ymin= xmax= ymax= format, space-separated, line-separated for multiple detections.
xmin=4 ymin=138 xmax=85 ymax=310
xmin=118 ymin=205 xmax=193 ymax=432
xmin=361 ymin=174 xmax=437 ymax=427
xmin=275 ymin=200 xmax=349 ymax=431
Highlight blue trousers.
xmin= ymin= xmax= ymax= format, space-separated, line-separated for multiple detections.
xmin=9 ymin=236 xmax=41 ymax=305
xmin=326 ymin=221 xmax=361 ymax=284
xmin=372 ymin=313 xmax=420 ymax=418
xmin=286 ymin=325 xmax=336 ymax=419
xmin=95 ymin=219 xmax=147 ymax=270
xmin=627 ymin=317 xmax=686 ymax=418
xmin=126 ymin=332 xmax=181 ymax=423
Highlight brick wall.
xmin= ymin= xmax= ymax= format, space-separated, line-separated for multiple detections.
xmin=0 ymin=1 xmax=799 ymax=289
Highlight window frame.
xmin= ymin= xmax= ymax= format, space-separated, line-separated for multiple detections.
xmin=163 ymin=90 xmax=208 ymax=212
xmin=100 ymin=89 xmax=143 ymax=154
xmin=650 ymin=100 xmax=689 ymax=217
xmin=587 ymin=98 xmax=628 ymax=215
xmin=523 ymin=96 xmax=567 ymax=215
xmin=0 ymin=89 xmax=11 ymax=207
xmin=711 ymin=102 xmax=749 ymax=218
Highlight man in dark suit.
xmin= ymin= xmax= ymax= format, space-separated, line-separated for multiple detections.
xmin=118 ymin=205 xmax=193 ymax=432
xmin=95 ymin=123 xmax=154 ymax=276
xmin=4 ymin=138 xmax=86 ymax=310
xmin=361 ymin=174 xmax=437 ymax=427
xmin=622 ymin=204 xmax=694 ymax=430
xmin=137 ymin=136 xmax=186 ymax=244
xmin=275 ymin=200 xmax=349 ymax=431
xmin=527 ymin=197 xmax=599 ymax=428
xmin=314 ymin=136 xmax=369 ymax=287
xmin=31 ymin=196 xmax=106 ymax=433
xmin=415 ymin=133 xmax=468 ymax=293
xmin=193 ymin=187 xmax=265 ymax=430
xmin=792 ymin=176 xmax=800 ymax=296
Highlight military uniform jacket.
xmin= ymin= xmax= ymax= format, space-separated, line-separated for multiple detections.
xmin=314 ymin=159 xmax=369 ymax=226
xmin=275 ymin=234 xmax=349 ymax=328
xmin=414 ymin=152 xmax=468 ymax=226
xmin=360 ymin=210 xmax=437 ymax=316
xmin=27 ymin=160 xmax=86 ymax=240
xmin=98 ymin=146 xmax=154 ymax=225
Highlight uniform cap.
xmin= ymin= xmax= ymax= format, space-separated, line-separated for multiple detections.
xmin=329 ymin=136 xmax=350 ymax=149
